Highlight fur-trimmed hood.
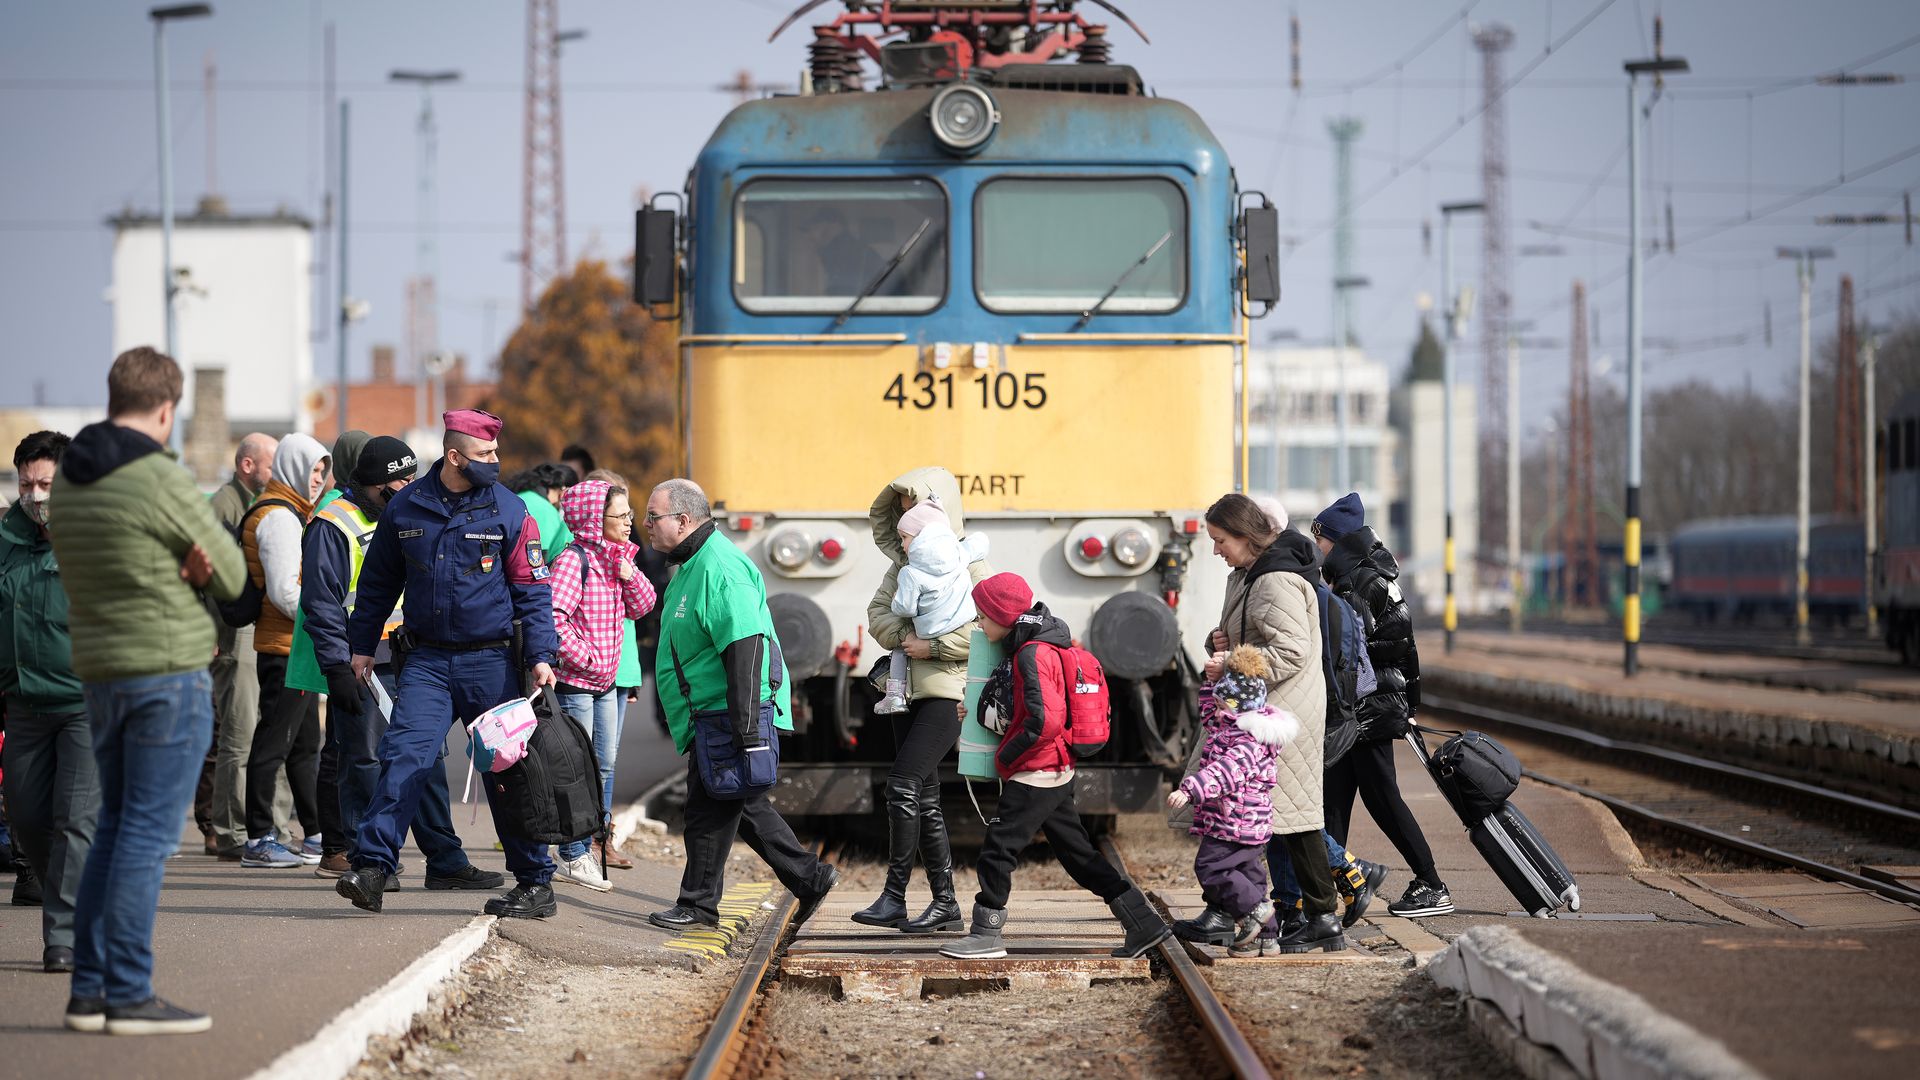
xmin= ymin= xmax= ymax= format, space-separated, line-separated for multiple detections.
xmin=1234 ymin=704 xmax=1300 ymax=748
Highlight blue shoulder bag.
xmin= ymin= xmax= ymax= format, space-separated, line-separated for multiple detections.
xmin=669 ymin=634 xmax=784 ymax=800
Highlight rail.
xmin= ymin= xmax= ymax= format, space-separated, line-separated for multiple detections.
xmin=682 ymin=842 xmax=824 ymax=1080
xmin=1426 ymin=694 xmax=1920 ymax=909
xmin=1100 ymin=836 xmax=1273 ymax=1080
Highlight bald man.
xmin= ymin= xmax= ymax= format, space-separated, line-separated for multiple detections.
xmin=202 ymin=433 xmax=292 ymax=858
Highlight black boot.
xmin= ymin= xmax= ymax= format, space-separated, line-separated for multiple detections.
xmin=335 ymin=865 xmax=390 ymax=913
xmin=903 ymin=781 xmax=961 ymax=933
xmin=11 ymin=864 xmax=42 ymax=907
xmin=1171 ymin=905 xmax=1237 ymax=946
xmin=484 ymin=882 xmax=558 ymax=919
xmin=851 ymin=774 xmax=920 ymax=928
xmin=1278 ymin=911 xmax=1348 ymax=953
xmin=1108 ymin=887 xmax=1172 ymax=958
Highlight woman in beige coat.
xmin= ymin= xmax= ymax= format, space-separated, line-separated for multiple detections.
xmin=1203 ymin=493 xmax=1347 ymax=954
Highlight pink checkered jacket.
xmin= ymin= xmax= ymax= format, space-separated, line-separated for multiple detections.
xmin=1179 ymin=685 xmax=1300 ymax=845
xmin=549 ymin=481 xmax=656 ymax=693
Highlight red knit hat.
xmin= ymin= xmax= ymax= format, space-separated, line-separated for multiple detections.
xmin=972 ymin=572 xmax=1034 ymax=628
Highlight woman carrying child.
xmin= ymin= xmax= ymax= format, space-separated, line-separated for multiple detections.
xmin=855 ymin=468 xmax=993 ymax=933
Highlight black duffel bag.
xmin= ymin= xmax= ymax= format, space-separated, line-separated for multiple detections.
xmin=1429 ymin=729 xmax=1522 ymax=821
xmin=487 ymin=686 xmax=604 ymax=846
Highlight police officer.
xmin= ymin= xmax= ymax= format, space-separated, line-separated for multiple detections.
xmin=299 ymin=434 xmax=502 ymax=889
xmin=335 ymin=411 xmax=560 ymax=918
xmin=643 ymin=478 xmax=839 ymax=931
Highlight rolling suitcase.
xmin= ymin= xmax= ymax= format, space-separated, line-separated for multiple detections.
xmin=1405 ymin=725 xmax=1581 ymax=917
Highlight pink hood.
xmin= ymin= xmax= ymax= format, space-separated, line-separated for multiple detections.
xmin=561 ymin=480 xmax=612 ymax=547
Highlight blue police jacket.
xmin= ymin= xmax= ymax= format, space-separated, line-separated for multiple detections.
xmin=346 ymin=460 xmax=559 ymax=666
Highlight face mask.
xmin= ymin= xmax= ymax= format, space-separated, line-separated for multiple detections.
xmin=457 ymin=456 xmax=500 ymax=488
xmin=21 ymin=491 xmax=49 ymax=527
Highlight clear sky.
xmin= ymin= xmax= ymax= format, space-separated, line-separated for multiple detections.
xmin=3 ymin=0 xmax=1916 ymax=434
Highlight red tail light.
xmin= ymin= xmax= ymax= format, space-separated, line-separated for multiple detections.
xmin=819 ymin=538 xmax=844 ymax=562
xmin=1080 ymin=536 xmax=1106 ymax=561
xmin=1182 ymin=518 xmax=1201 ymax=534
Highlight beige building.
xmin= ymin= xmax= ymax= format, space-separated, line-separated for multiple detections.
xmin=1390 ymin=318 xmax=1481 ymax=617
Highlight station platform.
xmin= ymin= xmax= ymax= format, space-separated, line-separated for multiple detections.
xmin=0 ymin=721 xmax=704 ymax=1080
xmin=1424 ymin=631 xmax=1920 ymax=806
xmin=1335 ymin=740 xmax=1920 ymax=1079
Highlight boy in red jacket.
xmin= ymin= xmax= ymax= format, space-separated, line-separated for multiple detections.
xmin=940 ymin=572 xmax=1170 ymax=961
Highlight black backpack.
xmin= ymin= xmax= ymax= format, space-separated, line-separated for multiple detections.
xmin=1429 ymin=729 xmax=1523 ymax=821
xmin=215 ymin=497 xmax=296 ymax=629
xmin=486 ymin=687 xmax=604 ymax=846
xmin=1313 ymin=583 xmax=1372 ymax=768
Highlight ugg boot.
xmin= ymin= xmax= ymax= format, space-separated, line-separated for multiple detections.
xmin=874 ymin=679 xmax=910 ymax=715
xmin=903 ymin=782 xmax=962 ymax=932
xmin=1108 ymin=887 xmax=1172 ymax=958
xmin=939 ymin=904 xmax=1008 ymax=959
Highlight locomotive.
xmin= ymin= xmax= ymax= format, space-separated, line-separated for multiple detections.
xmin=632 ymin=1 xmax=1282 ymax=813
xmin=1879 ymin=390 xmax=1920 ymax=665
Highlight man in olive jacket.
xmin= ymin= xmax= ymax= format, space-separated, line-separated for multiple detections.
xmin=49 ymin=347 xmax=247 ymax=1036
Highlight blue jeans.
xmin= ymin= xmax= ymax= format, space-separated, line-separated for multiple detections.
xmin=1266 ymin=829 xmax=1361 ymax=910
xmin=556 ymin=686 xmax=618 ymax=861
xmin=71 ymin=670 xmax=213 ymax=1006
xmin=334 ymin=665 xmax=469 ymax=877
xmin=353 ymin=647 xmax=552 ymax=886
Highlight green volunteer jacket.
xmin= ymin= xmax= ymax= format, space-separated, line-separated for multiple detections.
xmin=0 ymin=503 xmax=84 ymax=714
xmin=51 ymin=421 xmax=247 ymax=683
xmin=654 ymin=522 xmax=791 ymax=755
xmin=518 ymin=489 xmax=573 ymax=557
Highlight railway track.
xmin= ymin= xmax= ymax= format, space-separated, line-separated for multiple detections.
xmin=1424 ymin=695 xmax=1920 ymax=908
xmin=678 ymin=836 xmax=1276 ymax=1080
xmin=1459 ymin=616 xmax=1903 ymax=667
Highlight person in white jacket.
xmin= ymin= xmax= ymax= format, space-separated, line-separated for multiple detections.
xmin=876 ymin=499 xmax=988 ymax=714
xmin=239 ymin=433 xmax=331 ymax=868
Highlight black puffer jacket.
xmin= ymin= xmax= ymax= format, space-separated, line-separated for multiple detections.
xmin=1321 ymin=526 xmax=1420 ymax=740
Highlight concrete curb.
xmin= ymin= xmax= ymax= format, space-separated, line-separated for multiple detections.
xmin=1429 ymin=925 xmax=1762 ymax=1080
xmin=244 ymin=914 xmax=496 ymax=1080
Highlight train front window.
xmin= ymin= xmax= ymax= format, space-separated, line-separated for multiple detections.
xmin=975 ymin=177 xmax=1187 ymax=313
xmin=734 ymin=178 xmax=947 ymax=314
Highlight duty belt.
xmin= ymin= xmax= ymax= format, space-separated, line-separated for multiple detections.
xmin=394 ymin=630 xmax=512 ymax=653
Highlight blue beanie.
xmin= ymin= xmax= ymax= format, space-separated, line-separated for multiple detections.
xmin=1314 ymin=492 xmax=1365 ymax=541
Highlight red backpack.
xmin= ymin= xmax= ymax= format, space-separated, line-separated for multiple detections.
xmin=1014 ymin=641 xmax=1110 ymax=759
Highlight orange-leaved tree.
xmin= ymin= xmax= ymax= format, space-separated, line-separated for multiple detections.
xmin=484 ymin=259 xmax=677 ymax=490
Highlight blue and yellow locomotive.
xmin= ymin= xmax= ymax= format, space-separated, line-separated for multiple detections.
xmin=635 ymin=1 xmax=1281 ymax=813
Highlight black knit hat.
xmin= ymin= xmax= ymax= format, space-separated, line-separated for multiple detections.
xmin=353 ymin=436 xmax=418 ymax=485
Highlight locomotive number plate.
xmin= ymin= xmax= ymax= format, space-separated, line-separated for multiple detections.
xmin=882 ymin=371 xmax=1047 ymax=411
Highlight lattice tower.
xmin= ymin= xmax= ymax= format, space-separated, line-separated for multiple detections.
xmin=1474 ymin=23 xmax=1514 ymax=559
xmin=521 ymin=0 xmax=567 ymax=314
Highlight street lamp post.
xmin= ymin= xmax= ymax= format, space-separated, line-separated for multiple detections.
xmin=1864 ymin=328 xmax=1879 ymax=639
xmin=1622 ymin=54 xmax=1690 ymax=676
xmin=1778 ymin=245 xmax=1835 ymax=646
xmin=150 ymin=3 xmax=212 ymax=451
xmin=1439 ymin=200 xmax=1484 ymax=653
xmin=1332 ymin=274 xmax=1370 ymax=494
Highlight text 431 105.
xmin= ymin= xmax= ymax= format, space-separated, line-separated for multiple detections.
xmin=884 ymin=371 xmax=1048 ymax=411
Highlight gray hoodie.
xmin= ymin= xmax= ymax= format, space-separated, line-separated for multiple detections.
xmin=257 ymin=433 xmax=330 ymax=620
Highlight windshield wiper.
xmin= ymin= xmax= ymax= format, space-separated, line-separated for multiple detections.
xmin=1072 ymin=230 xmax=1172 ymax=332
xmin=833 ymin=217 xmax=932 ymax=329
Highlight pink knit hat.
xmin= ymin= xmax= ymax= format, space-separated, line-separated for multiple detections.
xmin=897 ymin=501 xmax=948 ymax=538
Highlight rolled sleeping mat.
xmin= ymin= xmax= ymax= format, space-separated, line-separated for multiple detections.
xmin=958 ymin=627 xmax=1004 ymax=782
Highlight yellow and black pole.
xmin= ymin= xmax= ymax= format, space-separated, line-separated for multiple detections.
xmin=1439 ymin=200 xmax=1484 ymax=653
xmin=1621 ymin=54 xmax=1689 ymax=675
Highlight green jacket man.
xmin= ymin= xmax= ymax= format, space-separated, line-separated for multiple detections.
xmin=654 ymin=518 xmax=791 ymax=754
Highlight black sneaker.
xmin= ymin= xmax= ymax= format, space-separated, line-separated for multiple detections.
xmin=104 ymin=997 xmax=212 ymax=1036
xmin=44 ymin=945 xmax=75 ymax=973
xmin=64 ymin=996 xmax=107 ymax=1033
xmin=648 ymin=904 xmax=718 ymax=930
xmin=1344 ymin=860 xmax=1390 ymax=928
xmin=1387 ymin=880 xmax=1454 ymax=919
xmin=425 ymin=864 xmax=506 ymax=891
xmin=484 ymin=883 xmax=557 ymax=920
xmin=12 ymin=865 xmax=43 ymax=906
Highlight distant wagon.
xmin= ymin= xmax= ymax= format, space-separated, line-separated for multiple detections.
xmin=1666 ymin=515 xmax=1865 ymax=628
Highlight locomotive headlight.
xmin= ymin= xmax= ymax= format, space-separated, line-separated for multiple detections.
xmin=1111 ymin=527 xmax=1154 ymax=568
xmin=767 ymin=528 xmax=812 ymax=571
xmin=929 ymin=84 xmax=998 ymax=156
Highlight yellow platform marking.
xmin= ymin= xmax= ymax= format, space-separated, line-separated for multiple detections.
xmin=662 ymin=882 xmax=777 ymax=957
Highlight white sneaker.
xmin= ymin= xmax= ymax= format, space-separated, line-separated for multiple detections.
xmin=555 ymin=853 xmax=613 ymax=893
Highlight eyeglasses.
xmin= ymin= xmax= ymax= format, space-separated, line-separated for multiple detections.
xmin=643 ymin=511 xmax=686 ymax=526
xmin=606 ymin=510 xmax=636 ymax=523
